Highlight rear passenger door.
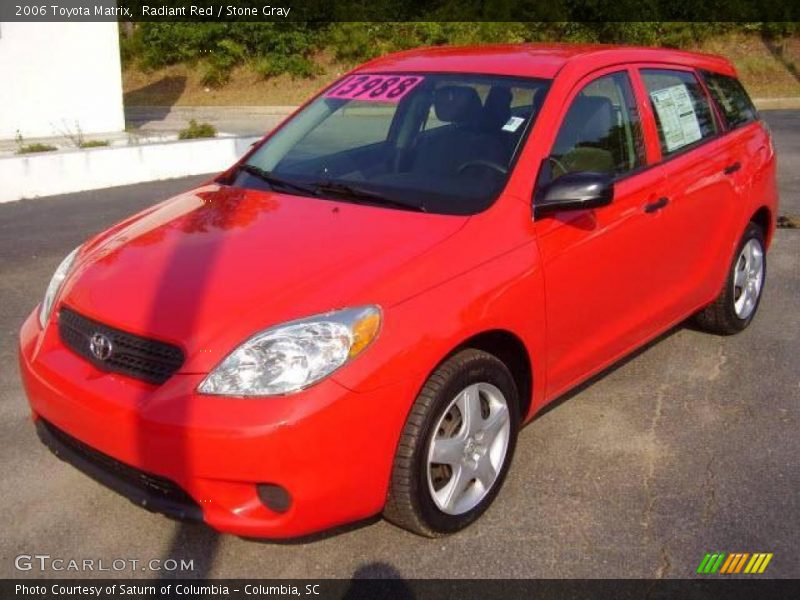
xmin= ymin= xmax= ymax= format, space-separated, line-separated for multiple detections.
xmin=636 ymin=67 xmax=742 ymax=316
xmin=700 ymin=69 xmax=771 ymax=237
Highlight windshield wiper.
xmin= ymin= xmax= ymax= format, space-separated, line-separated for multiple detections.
xmin=238 ymin=164 xmax=317 ymax=196
xmin=309 ymin=180 xmax=426 ymax=212
xmin=239 ymin=166 xmax=426 ymax=212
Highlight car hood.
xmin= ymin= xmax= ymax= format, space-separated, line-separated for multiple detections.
xmin=60 ymin=185 xmax=468 ymax=372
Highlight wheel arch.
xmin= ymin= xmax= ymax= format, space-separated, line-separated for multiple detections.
xmin=444 ymin=329 xmax=534 ymax=422
xmin=750 ymin=205 xmax=773 ymax=247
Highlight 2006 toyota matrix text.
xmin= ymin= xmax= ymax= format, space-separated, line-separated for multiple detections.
xmin=20 ymin=44 xmax=777 ymax=537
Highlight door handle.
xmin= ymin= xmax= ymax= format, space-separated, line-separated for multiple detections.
xmin=723 ymin=162 xmax=741 ymax=175
xmin=644 ymin=197 xmax=669 ymax=213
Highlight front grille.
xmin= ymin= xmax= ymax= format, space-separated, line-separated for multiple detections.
xmin=38 ymin=419 xmax=201 ymax=521
xmin=58 ymin=307 xmax=184 ymax=385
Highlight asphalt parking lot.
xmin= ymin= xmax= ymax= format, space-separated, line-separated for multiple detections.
xmin=0 ymin=112 xmax=797 ymax=580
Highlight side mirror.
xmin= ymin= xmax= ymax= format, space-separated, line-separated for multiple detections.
xmin=534 ymin=171 xmax=614 ymax=218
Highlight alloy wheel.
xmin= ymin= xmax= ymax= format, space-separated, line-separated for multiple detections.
xmin=426 ymin=382 xmax=511 ymax=515
xmin=732 ymin=238 xmax=764 ymax=319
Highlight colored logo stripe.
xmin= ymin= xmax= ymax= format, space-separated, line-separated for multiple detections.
xmin=697 ymin=553 xmax=726 ymax=574
xmin=745 ymin=553 xmax=773 ymax=574
xmin=720 ymin=553 xmax=749 ymax=573
xmin=697 ymin=552 xmax=773 ymax=574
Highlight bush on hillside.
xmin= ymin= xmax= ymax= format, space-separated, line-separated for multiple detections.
xmin=120 ymin=22 xmax=800 ymax=87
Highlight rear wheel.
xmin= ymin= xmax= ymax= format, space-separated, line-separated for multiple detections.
xmin=384 ymin=349 xmax=520 ymax=537
xmin=693 ymin=222 xmax=766 ymax=335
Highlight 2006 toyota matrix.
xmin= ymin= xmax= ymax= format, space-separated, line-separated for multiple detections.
xmin=20 ymin=44 xmax=777 ymax=537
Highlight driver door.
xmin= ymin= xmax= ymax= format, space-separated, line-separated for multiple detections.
xmin=534 ymin=68 xmax=672 ymax=399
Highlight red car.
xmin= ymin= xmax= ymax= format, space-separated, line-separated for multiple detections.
xmin=20 ymin=44 xmax=777 ymax=538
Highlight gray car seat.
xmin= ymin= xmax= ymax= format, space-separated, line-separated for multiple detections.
xmin=411 ymin=86 xmax=508 ymax=176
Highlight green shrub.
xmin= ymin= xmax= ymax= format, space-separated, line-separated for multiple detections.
xmin=121 ymin=22 xmax=800 ymax=85
xmin=119 ymin=24 xmax=145 ymax=67
xmin=16 ymin=143 xmax=58 ymax=154
xmin=201 ymin=39 xmax=247 ymax=86
xmin=323 ymin=22 xmax=729 ymax=63
xmin=128 ymin=23 xmax=323 ymax=83
xmin=254 ymin=54 xmax=320 ymax=79
xmin=178 ymin=120 xmax=217 ymax=140
xmin=14 ymin=130 xmax=58 ymax=154
xmin=79 ymin=140 xmax=110 ymax=148
xmin=200 ymin=61 xmax=231 ymax=87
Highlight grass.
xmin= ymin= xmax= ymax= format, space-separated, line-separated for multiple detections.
xmin=178 ymin=119 xmax=216 ymax=139
xmin=79 ymin=140 xmax=110 ymax=148
xmin=694 ymin=34 xmax=800 ymax=98
xmin=16 ymin=143 xmax=58 ymax=154
xmin=123 ymin=36 xmax=800 ymax=107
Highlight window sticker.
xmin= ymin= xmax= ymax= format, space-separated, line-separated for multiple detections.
xmin=502 ymin=116 xmax=526 ymax=132
xmin=650 ymin=84 xmax=703 ymax=152
xmin=325 ymin=74 xmax=425 ymax=102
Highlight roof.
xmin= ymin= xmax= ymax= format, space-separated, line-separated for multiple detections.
xmin=357 ymin=43 xmax=736 ymax=79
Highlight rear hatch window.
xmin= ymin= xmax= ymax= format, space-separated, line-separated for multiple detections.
xmin=700 ymin=71 xmax=759 ymax=130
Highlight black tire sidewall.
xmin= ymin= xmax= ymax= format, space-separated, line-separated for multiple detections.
xmin=413 ymin=355 xmax=520 ymax=534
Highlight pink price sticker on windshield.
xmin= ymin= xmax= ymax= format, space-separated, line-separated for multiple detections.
xmin=325 ymin=74 xmax=425 ymax=102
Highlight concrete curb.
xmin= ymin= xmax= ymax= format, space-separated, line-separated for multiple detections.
xmin=0 ymin=135 xmax=259 ymax=203
xmin=125 ymin=105 xmax=296 ymax=135
xmin=752 ymin=97 xmax=800 ymax=111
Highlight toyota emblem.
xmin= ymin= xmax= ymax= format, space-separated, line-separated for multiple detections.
xmin=89 ymin=333 xmax=113 ymax=361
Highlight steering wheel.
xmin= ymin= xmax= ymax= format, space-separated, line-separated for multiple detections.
xmin=457 ymin=159 xmax=508 ymax=176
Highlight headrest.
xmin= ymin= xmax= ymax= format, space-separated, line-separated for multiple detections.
xmin=482 ymin=86 xmax=512 ymax=131
xmin=434 ymin=86 xmax=482 ymax=124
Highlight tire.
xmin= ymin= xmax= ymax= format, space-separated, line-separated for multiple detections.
xmin=384 ymin=348 xmax=520 ymax=537
xmin=693 ymin=222 xmax=766 ymax=335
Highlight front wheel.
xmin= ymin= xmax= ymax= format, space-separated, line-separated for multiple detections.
xmin=693 ymin=222 xmax=766 ymax=335
xmin=384 ymin=349 xmax=520 ymax=537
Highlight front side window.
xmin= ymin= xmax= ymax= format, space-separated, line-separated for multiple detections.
xmin=700 ymin=70 xmax=758 ymax=130
xmin=641 ymin=69 xmax=718 ymax=156
xmin=233 ymin=73 xmax=551 ymax=215
xmin=548 ymin=72 xmax=646 ymax=180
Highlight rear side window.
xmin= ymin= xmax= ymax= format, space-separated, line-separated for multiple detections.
xmin=700 ymin=71 xmax=758 ymax=129
xmin=641 ymin=69 xmax=718 ymax=156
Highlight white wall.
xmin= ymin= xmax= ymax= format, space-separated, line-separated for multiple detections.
xmin=0 ymin=22 xmax=125 ymax=139
xmin=0 ymin=135 xmax=261 ymax=203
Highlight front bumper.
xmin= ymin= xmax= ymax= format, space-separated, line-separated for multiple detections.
xmin=36 ymin=417 xmax=204 ymax=521
xmin=19 ymin=309 xmax=415 ymax=538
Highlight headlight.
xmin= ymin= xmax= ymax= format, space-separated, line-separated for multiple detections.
xmin=39 ymin=246 xmax=80 ymax=328
xmin=198 ymin=306 xmax=381 ymax=397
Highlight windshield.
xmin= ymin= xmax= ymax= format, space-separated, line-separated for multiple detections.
xmin=232 ymin=73 xmax=550 ymax=215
